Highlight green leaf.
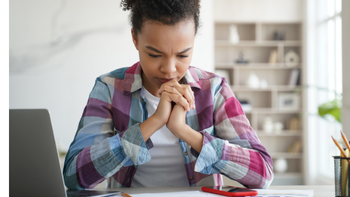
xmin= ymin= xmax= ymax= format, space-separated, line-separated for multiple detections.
xmin=318 ymin=98 xmax=341 ymax=122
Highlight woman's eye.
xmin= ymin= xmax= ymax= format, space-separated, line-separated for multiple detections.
xmin=149 ymin=54 xmax=161 ymax=58
xmin=178 ymin=55 xmax=188 ymax=58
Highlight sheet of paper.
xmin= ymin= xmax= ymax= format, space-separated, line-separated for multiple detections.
xmin=127 ymin=189 xmax=313 ymax=197
xmin=130 ymin=190 xmax=222 ymax=197
xmin=255 ymin=189 xmax=314 ymax=197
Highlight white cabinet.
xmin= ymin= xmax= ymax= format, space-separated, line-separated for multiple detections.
xmin=215 ymin=22 xmax=304 ymax=185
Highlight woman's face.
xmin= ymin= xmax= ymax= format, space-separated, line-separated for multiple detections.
xmin=132 ymin=19 xmax=196 ymax=96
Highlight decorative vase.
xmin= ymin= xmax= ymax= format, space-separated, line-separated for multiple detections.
xmin=274 ymin=122 xmax=284 ymax=134
xmin=229 ymin=25 xmax=240 ymax=44
xmin=247 ymin=72 xmax=260 ymax=88
xmin=268 ymin=50 xmax=278 ymax=64
xmin=263 ymin=117 xmax=274 ymax=134
xmin=284 ymin=50 xmax=300 ymax=67
xmin=274 ymin=158 xmax=288 ymax=173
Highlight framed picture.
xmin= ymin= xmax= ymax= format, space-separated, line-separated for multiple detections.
xmin=278 ymin=93 xmax=300 ymax=110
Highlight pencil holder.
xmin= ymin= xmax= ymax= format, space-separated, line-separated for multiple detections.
xmin=334 ymin=156 xmax=350 ymax=197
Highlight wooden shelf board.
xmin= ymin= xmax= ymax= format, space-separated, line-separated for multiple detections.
xmin=256 ymin=130 xmax=302 ymax=136
xmin=270 ymin=152 xmax=302 ymax=159
xmin=259 ymin=108 xmax=300 ymax=114
xmin=215 ymin=63 xmax=301 ymax=69
xmin=214 ymin=21 xmax=302 ymax=25
xmin=214 ymin=21 xmax=257 ymax=24
xmin=244 ymin=108 xmax=301 ymax=114
xmin=274 ymin=172 xmax=303 ymax=179
xmin=230 ymin=85 xmax=301 ymax=91
xmin=215 ymin=40 xmax=301 ymax=47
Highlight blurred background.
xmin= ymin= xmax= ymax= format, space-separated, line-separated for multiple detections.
xmin=9 ymin=0 xmax=350 ymax=186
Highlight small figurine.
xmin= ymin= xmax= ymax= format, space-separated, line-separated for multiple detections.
xmin=236 ymin=51 xmax=249 ymax=64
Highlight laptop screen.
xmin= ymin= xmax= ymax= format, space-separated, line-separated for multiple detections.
xmin=10 ymin=109 xmax=68 ymax=197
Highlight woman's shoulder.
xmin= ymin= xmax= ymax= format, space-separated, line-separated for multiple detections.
xmin=106 ymin=67 xmax=130 ymax=79
xmin=98 ymin=62 xmax=140 ymax=81
xmin=188 ymin=66 xmax=225 ymax=84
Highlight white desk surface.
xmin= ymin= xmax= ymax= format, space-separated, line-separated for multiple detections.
xmin=98 ymin=185 xmax=335 ymax=197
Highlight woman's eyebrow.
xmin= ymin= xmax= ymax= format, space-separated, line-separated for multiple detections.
xmin=145 ymin=46 xmax=192 ymax=54
xmin=178 ymin=47 xmax=192 ymax=54
xmin=145 ymin=46 xmax=163 ymax=54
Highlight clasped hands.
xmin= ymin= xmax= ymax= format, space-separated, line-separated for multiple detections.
xmin=153 ymin=79 xmax=195 ymax=139
xmin=139 ymin=79 xmax=203 ymax=152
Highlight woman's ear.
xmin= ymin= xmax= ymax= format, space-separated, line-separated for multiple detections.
xmin=131 ymin=28 xmax=139 ymax=50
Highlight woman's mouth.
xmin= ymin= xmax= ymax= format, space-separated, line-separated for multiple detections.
xmin=157 ymin=78 xmax=175 ymax=83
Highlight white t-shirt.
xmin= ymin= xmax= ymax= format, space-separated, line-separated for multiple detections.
xmin=130 ymin=87 xmax=189 ymax=187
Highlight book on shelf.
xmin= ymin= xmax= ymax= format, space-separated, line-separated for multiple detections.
xmin=288 ymin=139 xmax=302 ymax=153
xmin=286 ymin=117 xmax=299 ymax=130
xmin=288 ymin=69 xmax=300 ymax=86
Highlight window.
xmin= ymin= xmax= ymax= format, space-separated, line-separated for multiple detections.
xmin=307 ymin=0 xmax=342 ymax=184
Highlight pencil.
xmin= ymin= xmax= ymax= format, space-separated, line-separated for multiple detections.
xmin=121 ymin=192 xmax=132 ymax=197
xmin=331 ymin=135 xmax=350 ymax=164
xmin=341 ymin=131 xmax=350 ymax=151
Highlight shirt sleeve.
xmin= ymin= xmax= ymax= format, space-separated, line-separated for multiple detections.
xmin=63 ymin=77 xmax=152 ymax=190
xmin=192 ymin=78 xmax=274 ymax=189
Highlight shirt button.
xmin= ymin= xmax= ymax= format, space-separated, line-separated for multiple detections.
xmin=184 ymin=152 xmax=188 ymax=156
xmin=190 ymin=176 xmax=194 ymax=180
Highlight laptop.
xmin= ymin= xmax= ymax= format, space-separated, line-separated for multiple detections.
xmin=9 ymin=109 xmax=121 ymax=197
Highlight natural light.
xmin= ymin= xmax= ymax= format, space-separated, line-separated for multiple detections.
xmin=315 ymin=0 xmax=342 ymax=181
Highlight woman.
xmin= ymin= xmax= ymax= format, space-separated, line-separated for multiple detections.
xmin=63 ymin=0 xmax=274 ymax=190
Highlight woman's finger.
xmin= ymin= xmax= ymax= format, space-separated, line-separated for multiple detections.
xmin=185 ymin=87 xmax=195 ymax=109
xmin=157 ymin=79 xmax=180 ymax=96
xmin=158 ymin=80 xmax=195 ymax=108
xmin=180 ymin=85 xmax=194 ymax=109
xmin=161 ymin=88 xmax=190 ymax=111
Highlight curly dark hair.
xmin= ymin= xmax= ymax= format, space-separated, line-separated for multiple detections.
xmin=120 ymin=0 xmax=200 ymax=36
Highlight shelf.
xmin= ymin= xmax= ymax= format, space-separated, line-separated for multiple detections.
xmin=270 ymin=152 xmax=302 ymax=159
xmin=231 ymin=85 xmax=301 ymax=92
xmin=256 ymin=130 xmax=302 ymax=136
xmin=274 ymin=172 xmax=303 ymax=179
xmin=215 ymin=40 xmax=301 ymax=47
xmin=244 ymin=108 xmax=301 ymax=114
xmin=215 ymin=63 xmax=301 ymax=69
xmin=215 ymin=21 xmax=304 ymax=185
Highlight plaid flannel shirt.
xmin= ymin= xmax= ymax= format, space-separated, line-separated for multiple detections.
xmin=63 ymin=62 xmax=274 ymax=190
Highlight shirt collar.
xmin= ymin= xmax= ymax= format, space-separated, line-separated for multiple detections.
xmin=123 ymin=62 xmax=202 ymax=95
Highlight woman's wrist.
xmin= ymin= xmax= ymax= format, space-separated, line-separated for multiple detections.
xmin=139 ymin=115 xmax=166 ymax=141
xmin=176 ymin=125 xmax=203 ymax=153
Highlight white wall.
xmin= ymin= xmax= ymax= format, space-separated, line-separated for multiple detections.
xmin=9 ymin=0 xmax=213 ymax=151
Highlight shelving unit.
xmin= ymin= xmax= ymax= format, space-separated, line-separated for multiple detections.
xmin=215 ymin=22 xmax=304 ymax=185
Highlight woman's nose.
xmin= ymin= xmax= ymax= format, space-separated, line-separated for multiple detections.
xmin=160 ymin=58 xmax=176 ymax=74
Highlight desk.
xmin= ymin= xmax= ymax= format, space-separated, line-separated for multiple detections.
xmin=270 ymin=185 xmax=334 ymax=197
xmin=99 ymin=185 xmax=335 ymax=197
